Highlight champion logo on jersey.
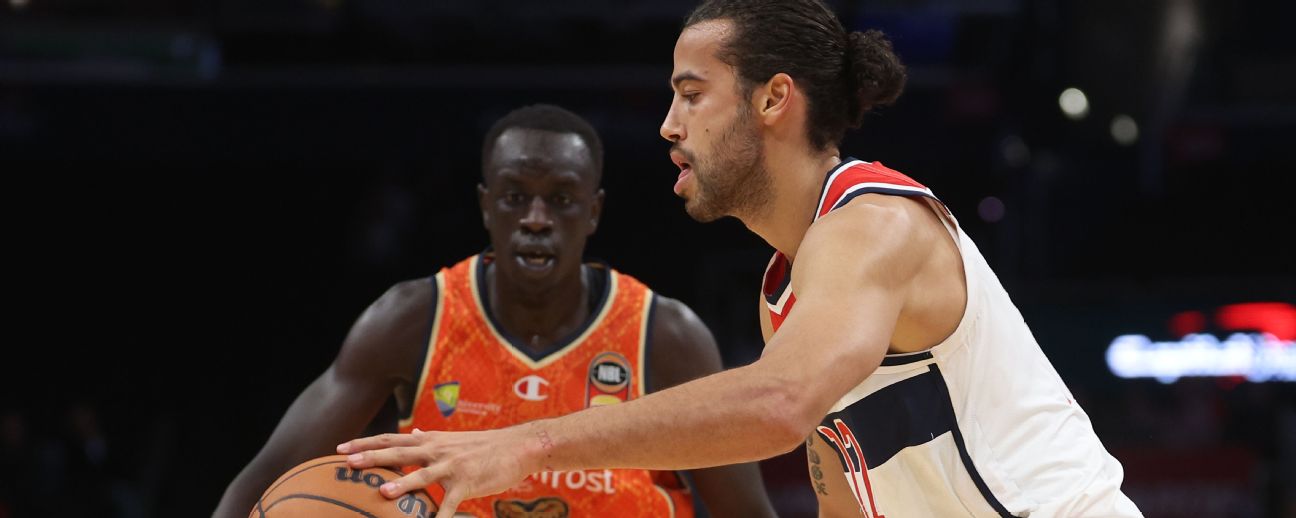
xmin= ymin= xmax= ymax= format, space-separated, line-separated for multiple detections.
xmin=513 ymin=374 xmax=551 ymax=401
xmin=586 ymin=352 xmax=632 ymax=408
xmin=432 ymin=381 xmax=460 ymax=417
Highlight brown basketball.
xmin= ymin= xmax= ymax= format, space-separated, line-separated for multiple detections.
xmin=250 ymin=455 xmax=439 ymax=518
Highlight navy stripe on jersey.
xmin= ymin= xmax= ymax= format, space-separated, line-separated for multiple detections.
xmin=822 ymin=364 xmax=1011 ymax=516
xmin=831 ymin=186 xmax=941 ymax=212
xmin=763 ymin=259 xmax=791 ymax=307
xmin=879 ymin=351 xmax=933 ymax=367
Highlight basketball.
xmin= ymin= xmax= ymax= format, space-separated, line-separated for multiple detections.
xmin=250 ymin=455 xmax=438 ymax=518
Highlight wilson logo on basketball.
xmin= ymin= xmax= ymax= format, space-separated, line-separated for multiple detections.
xmin=332 ymin=467 xmax=433 ymax=518
xmin=335 ymin=466 xmax=389 ymax=488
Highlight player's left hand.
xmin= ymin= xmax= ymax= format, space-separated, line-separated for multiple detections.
xmin=338 ymin=425 xmax=542 ymax=518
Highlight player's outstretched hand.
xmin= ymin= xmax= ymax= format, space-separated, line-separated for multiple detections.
xmin=338 ymin=424 xmax=542 ymax=518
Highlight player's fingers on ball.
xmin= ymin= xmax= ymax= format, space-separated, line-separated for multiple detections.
xmin=351 ymin=445 xmax=429 ymax=471
xmin=434 ymin=488 xmax=466 ymax=518
xmin=381 ymin=465 xmax=446 ymax=499
xmin=339 ymin=433 xmax=418 ymax=456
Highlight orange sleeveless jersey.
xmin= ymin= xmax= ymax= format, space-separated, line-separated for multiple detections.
xmin=400 ymin=254 xmax=694 ymax=518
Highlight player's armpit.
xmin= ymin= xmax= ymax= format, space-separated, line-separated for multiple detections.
xmin=758 ymin=288 xmax=774 ymax=345
xmin=647 ymin=296 xmax=779 ymax=518
xmin=211 ymin=279 xmax=432 ymax=518
xmin=646 ymin=295 xmax=724 ymax=392
xmin=752 ymin=200 xmax=927 ymax=435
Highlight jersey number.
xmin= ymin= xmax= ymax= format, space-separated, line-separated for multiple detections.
xmin=817 ymin=419 xmax=885 ymax=518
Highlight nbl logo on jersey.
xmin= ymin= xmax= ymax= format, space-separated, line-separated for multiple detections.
xmin=818 ymin=417 xmax=885 ymax=518
xmin=585 ymin=352 xmax=631 ymax=408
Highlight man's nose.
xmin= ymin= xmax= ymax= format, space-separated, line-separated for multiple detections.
xmin=660 ymin=100 xmax=685 ymax=143
xmin=520 ymin=196 xmax=553 ymax=233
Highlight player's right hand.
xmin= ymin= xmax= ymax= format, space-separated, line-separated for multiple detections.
xmin=337 ymin=425 xmax=546 ymax=518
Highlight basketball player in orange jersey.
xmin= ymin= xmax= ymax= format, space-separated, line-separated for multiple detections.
xmin=339 ymin=2 xmax=1144 ymax=517
xmin=213 ymin=104 xmax=777 ymax=518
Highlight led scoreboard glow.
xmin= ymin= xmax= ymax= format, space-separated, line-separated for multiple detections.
xmin=1105 ymin=302 xmax=1296 ymax=383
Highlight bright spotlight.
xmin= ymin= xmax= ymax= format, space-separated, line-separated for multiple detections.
xmin=1059 ymin=87 xmax=1089 ymax=120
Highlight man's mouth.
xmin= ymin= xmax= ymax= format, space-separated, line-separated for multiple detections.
xmin=670 ymin=150 xmax=694 ymax=195
xmin=514 ymin=246 xmax=556 ymax=270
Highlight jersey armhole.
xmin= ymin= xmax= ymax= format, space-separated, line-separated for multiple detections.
xmin=398 ymin=271 xmax=445 ymax=426
xmin=640 ymin=291 xmax=659 ymax=398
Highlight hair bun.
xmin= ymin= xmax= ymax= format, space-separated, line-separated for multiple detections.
xmin=845 ymin=30 xmax=907 ymax=125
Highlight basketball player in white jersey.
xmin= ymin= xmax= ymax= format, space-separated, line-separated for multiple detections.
xmin=338 ymin=1 xmax=1144 ymax=516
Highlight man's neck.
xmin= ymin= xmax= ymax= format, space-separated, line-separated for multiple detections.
xmin=486 ymin=263 xmax=590 ymax=353
xmin=739 ymin=151 xmax=841 ymax=263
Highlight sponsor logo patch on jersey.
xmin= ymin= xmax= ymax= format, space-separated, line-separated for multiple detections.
xmin=526 ymin=470 xmax=617 ymax=495
xmin=514 ymin=374 xmax=551 ymax=401
xmin=456 ymin=399 xmax=501 ymax=416
xmin=433 ymin=381 xmax=460 ymax=417
xmin=585 ymin=352 xmax=632 ymax=408
xmin=493 ymin=496 xmax=569 ymax=518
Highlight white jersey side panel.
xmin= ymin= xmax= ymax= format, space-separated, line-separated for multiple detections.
xmin=773 ymin=159 xmax=1143 ymax=518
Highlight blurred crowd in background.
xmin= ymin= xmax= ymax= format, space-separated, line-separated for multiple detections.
xmin=2 ymin=0 xmax=1293 ymax=516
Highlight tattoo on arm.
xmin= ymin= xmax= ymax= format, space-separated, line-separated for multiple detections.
xmin=537 ymin=430 xmax=555 ymax=471
xmin=807 ymin=435 xmax=828 ymax=496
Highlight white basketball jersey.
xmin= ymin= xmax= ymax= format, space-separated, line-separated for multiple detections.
xmin=762 ymin=159 xmax=1142 ymax=517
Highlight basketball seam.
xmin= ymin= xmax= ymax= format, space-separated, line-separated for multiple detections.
xmin=258 ymin=460 xmax=431 ymax=515
xmin=263 ymin=459 xmax=350 ymax=497
xmin=264 ymin=493 xmax=382 ymax=518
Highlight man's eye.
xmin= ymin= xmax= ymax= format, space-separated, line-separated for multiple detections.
xmin=504 ymin=192 xmax=526 ymax=204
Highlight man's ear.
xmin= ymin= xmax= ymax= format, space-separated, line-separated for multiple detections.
xmin=752 ymin=72 xmax=795 ymax=127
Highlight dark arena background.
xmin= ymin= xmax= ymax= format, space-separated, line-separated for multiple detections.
xmin=2 ymin=0 xmax=1294 ymax=517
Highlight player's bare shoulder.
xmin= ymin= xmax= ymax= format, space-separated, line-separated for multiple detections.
xmin=650 ymin=296 xmax=706 ymax=342
xmin=793 ymin=194 xmax=931 ymax=293
xmin=804 ymin=192 xmax=966 ymax=353
xmin=647 ymin=295 xmax=725 ymax=391
xmin=335 ymin=277 xmax=435 ymax=383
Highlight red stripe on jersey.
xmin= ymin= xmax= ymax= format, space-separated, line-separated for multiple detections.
xmin=762 ymin=254 xmax=789 ymax=300
xmin=767 ymin=160 xmax=934 ymax=333
xmin=772 ymin=293 xmax=794 ymax=331
xmin=817 ymin=161 xmax=930 ymax=219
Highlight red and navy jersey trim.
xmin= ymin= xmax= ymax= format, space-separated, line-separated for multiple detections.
xmin=819 ymin=364 xmax=1012 ymax=517
xmin=878 ymin=351 xmax=934 ymax=367
xmin=762 ymin=253 xmax=792 ymax=308
xmin=763 ymin=158 xmax=946 ymax=321
xmin=814 ymin=158 xmax=942 ymax=221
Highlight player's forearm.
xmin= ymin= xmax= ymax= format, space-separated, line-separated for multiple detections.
xmin=522 ymin=361 xmax=814 ymax=473
xmin=213 ymin=463 xmax=277 ymax=518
